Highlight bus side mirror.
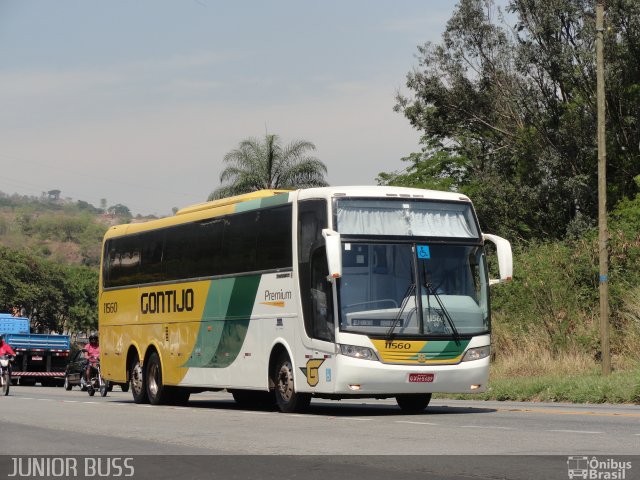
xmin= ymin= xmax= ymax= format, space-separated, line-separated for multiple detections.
xmin=483 ymin=234 xmax=513 ymax=285
xmin=322 ymin=229 xmax=342 ymax=279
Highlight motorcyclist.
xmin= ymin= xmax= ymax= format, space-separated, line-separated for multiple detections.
xmin=0 ymin=335 xmax=16 ymax=358
xmin=0 ymin=335 xmax=16 ymax=377
xmin=84 ymin=334 xmax=100 ymax=384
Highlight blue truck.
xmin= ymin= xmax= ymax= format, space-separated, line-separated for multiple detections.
xmin=0 ymin=313 xmax=71 ymax=386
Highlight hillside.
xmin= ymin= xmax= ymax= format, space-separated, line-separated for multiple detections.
xmin=0 ymin=191 xmax=160 ymax=334
xmin=0 ymin=191 xmax=158 ymax=267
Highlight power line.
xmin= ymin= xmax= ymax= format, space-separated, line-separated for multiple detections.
xmin=0 ymin=151 xmax=198 ymax=199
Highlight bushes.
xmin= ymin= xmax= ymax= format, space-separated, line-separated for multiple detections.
xmin=490 ymin=187 xmax=640 ymax=378
xmin=2 ymin=209 xmax=107 ymax=266
xmin=492 ymin=240 xmax=599 ymax=355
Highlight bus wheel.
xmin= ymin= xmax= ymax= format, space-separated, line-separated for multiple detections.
xmin=130 ymin=357 xmax=149 ymax=404
xmin=273 ymin=354 xmax=310 ymax=413
xmin=395 ymin=394 xmax=432 ymax=414
xmin=146 ymin=351 xmax=168 ymax=406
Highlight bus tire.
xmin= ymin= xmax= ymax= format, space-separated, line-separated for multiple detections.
xmin=130 ymin=356 xmax=149 ymax=404
xmin=395 ymin=394 xmax=432 ymax=414
xmin=145 ymin=351 xmax=168 ymax=406
xmin=273 ymin=354 xmax=310 ymax=413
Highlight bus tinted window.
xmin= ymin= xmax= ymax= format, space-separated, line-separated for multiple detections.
xmin=138 ymin=231 xmax=164 ymax=284
xmin=164 ymin=219 xmax=223 ymax=280
xmin=105 ymin=236 xmax=141 ymax=288
xmin=221 ymin=212 xmax=259 ymax=275
xmin=103 ymin=204 xmax=292 ymax=288
xmin=256 ymin=206 xmax=292 ymax=271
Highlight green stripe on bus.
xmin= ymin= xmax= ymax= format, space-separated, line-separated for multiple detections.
xmin=258 ymin=193 xmax=290 ymax=208
xmin=185 ymin=275 xmax=261 ymax=368
xmin=419 ymin=339 xmax=470 ymax=359
xmin=235 ymin=193 xmax=290 ymax=212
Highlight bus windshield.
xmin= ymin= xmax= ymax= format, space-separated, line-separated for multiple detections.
xmin=338 ymin=243 xmax=489 ymax=337
xmin=336 ymin=198 xmax=479 ymax=238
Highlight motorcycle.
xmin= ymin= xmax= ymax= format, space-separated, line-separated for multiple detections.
xmin=0 ymin=355 xmax=12 ymax=396
xmin=86 ymin=359 xmax=109 ymax=397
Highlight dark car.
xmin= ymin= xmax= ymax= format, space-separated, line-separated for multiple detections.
xmin=63 ymin=349 xmax=89 ymax=391
xmin=63 ymin=349 xmax=130 ymax=392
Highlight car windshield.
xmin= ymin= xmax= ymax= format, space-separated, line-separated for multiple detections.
xmin=338 ymin=243 xmax=489 ymax=337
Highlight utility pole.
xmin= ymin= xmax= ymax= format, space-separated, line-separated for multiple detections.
xmin=596 ymin=0 xmax=611 ymax=375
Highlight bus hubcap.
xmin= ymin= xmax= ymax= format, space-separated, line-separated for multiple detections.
xmin=132 ymin=363 xmax=144 ymax=394
xmin=148 ymin=363 xmax=159 ymax=396
xmin=277 ymin=362 xmax=293 ymax=402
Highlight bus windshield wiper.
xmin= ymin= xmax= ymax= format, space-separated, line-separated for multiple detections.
xmin=386 ymin=283 xmax=415 ymax=340
xmin=424 ymin=282 xmax=461 ymax=346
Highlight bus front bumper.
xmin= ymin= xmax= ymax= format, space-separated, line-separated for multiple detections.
xmin=331 ymin=354 xmax=490 ymax=396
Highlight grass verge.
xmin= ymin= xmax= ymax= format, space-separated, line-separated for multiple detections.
xmin=437 ymin=368 xmax=640 ymax=404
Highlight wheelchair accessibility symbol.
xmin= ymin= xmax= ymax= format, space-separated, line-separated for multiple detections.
xmin=417 ymin=245 xmax=431 ymax=259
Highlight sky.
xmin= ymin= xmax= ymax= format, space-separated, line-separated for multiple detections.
xmin=0 ymin=0 xmax=459 ymax=217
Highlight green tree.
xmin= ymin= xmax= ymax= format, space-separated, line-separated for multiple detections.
xmin=208 ymin=133 xmax=329 ymax=200
xmin=61 ymin=264 xmax=99 ymax=334
xmin=0 ymin=246 xmax=64 ymax=332
xmin=388 ymin=0 xmax=640 ymax=241
xmin=108 ymin=204 xmax=132 ymax=220
xmin=0 ymin=246 xmax=98 ymax=334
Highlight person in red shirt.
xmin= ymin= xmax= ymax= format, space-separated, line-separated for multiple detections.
xmin=0 ymin=335 xmax=16 ymax=357
xmin=84 ymin=334 xmax=100 ymax=384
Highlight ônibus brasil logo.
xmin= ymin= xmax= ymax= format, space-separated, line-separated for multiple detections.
xmin=567 ymin=456 xmax=632 ymax=480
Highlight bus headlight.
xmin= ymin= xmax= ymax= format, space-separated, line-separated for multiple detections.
xmin=461 ymin=346 xmax=490 ymax=362
xmin=339 ymin=344 xmax=379 ymax=361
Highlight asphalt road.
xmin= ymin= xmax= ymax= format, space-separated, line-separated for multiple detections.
xmin=0 ymin=386 xmax=638 ymax=479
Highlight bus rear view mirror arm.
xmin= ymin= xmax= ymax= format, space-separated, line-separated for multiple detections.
xmin=483 ymin=233 xmax=513 ymax=285
xmin=322 ymin=229 xmax=342 ymax=279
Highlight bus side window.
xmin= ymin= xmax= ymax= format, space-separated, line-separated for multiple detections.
xmin=310 ymin=247 xmax=334 ymax=341
xmin=298 ymin=199 xmax=333 ymax=342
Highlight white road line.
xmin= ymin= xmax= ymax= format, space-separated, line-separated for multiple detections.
xmin=338 ymin=417 xmax=372 ymax=421
xmin=396 ymin=421 xmax=440 ymax=426
xmin=243 ymin=411 xmax=272 ymax=415
xmin=461 ymin=425 xmax=513 ymax=430
xmin=548 ymin=430 xmax=603 ymax=434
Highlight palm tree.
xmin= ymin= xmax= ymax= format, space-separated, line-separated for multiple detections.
xmin=208 ymin=133 xmax=329 ymax=200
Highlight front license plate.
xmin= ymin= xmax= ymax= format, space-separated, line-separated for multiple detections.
xmin=408 ymin=373 xmax=435 ymax=383
xmin=31 ymin=355 xmax=43 ymax=361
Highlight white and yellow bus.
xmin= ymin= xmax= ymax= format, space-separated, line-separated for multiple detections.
xmin=99 ymin=186 xmax=512 ymax=413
